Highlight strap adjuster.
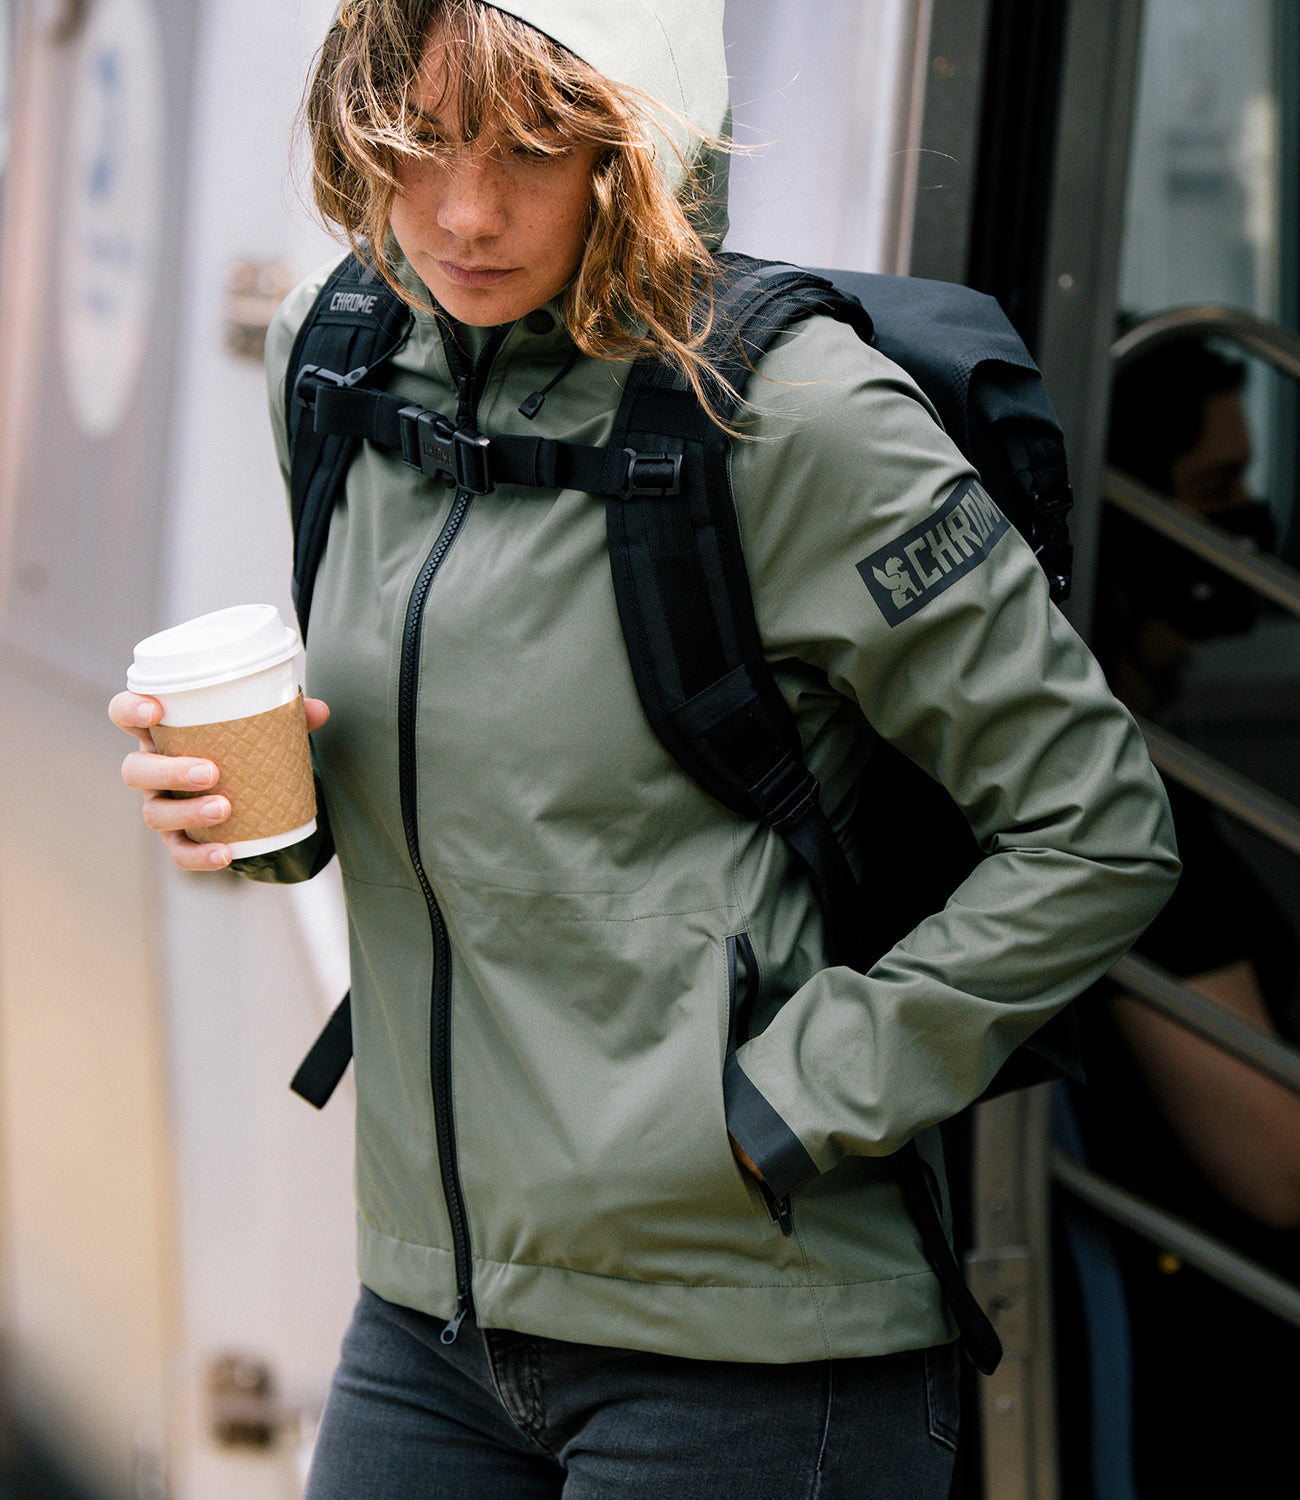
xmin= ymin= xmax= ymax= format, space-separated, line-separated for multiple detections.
xmin=398 ymin=406 xmax=494 ymax=495
xmin=749 ymin=751 xmax=821 ymax=833
xmin=618 ymin=449 xmax=682 ymax=498
xmin=294 ymin=362 xmax=369 ymax=411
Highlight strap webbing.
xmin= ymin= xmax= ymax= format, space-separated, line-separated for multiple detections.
xmin=893 ymin=1141 xmax=1004 ymax=1375
xmin=285 ymin=258 xmax=414 ymax=639
xmin=290 ymin=992 xmax=354 ymax=1110
xmin=297 ymin=374 xmax=681 ymax=501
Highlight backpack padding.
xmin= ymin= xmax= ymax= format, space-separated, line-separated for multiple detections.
xmin=815 ymin=267 xmax=1072 ymax=599
xmin=285 ymin=257 xmax=413 ymax=639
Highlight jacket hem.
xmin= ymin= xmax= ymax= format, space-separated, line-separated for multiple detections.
xmin=357 ymin=1219 xmax=954 ymax=1364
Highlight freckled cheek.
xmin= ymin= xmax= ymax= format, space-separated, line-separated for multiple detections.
xmin=390 ymin=161 xmax=450 ymax=230
xmin=553 ymin=186 xmax=596 ymax=265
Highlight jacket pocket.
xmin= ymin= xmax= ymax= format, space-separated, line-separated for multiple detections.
xmin=725 ymin=931 xmax=761 ymax=1049
xmin=725 ymin=932 xmax=796 ymax=1236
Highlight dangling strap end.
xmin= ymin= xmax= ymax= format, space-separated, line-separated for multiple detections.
xmin=290 ymin=992 xmax=354 ymax=1109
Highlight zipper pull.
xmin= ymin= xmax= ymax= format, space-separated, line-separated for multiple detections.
xmin=759 ymin=1182 xmax=794 ymax=1237
xmin=440 ymin=1298 xmax=470 ymax=1345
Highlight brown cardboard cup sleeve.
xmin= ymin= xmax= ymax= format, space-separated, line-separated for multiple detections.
xmin=152 ymin=691 xmax=317 ymax=845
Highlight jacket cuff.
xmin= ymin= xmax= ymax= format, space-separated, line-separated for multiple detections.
xmin=723 ymin=1053 xmax=819 ymax=1198
xmin=231 ymin=825 xmax=335 ymax=884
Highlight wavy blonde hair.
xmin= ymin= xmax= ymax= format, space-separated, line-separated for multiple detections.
xmin=305 ymin=0 xmax=732 ymax=412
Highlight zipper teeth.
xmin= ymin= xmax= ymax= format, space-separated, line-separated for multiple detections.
xmin=397 ymin=321 xmax=509 ymax=1332
xmin=398 ymin=491 xmax=476 ymax=1312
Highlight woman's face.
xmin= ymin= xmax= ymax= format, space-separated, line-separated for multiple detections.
xmin=388 ymin=28 xmax=599 ymax=326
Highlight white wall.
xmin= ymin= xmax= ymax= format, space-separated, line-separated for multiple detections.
xmin=1 ymin=3 xmax=353 ymax=1497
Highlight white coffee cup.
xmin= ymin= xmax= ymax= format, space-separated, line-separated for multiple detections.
xmin=127 ymin=604 xmax=317 ymax=858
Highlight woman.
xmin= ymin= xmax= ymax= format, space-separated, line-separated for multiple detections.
xmin=111 ymin=2 xmax=1178 ymax=1495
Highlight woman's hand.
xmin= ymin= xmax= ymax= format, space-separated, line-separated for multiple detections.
xmin=728 ymin=1133 xmax=765 ymax=1183
xmin=109 ymin=690 xmax=330 ymax=871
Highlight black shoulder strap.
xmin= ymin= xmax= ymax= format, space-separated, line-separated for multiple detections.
xmin=606 ymin=253 xmax=876 ymax=971
xmin=285 ymin=255 xmax=414 ymax=639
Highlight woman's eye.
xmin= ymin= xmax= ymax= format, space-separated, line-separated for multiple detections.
xmin=507 ymin=135 xmax=574 ymax=162
xmin=403 ymin=114 xmax=448 ymax=151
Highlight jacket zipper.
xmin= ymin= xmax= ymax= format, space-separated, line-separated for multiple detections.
xmin=397 ymin=322 xmax=508 ymax=1344
xmin=726 ymin=931 xmax=760 ymax=1049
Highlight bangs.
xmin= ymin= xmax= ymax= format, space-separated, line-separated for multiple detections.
xmin=342 ymin=0 xmax=635 ymax=166
xmin=433 ymin=6 xmax=630 ymax=152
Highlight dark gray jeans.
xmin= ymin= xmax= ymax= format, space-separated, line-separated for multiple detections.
xmin=305 ymin=1286 xmax=960 ymax=1499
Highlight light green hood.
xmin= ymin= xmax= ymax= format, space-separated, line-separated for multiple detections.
xmin=493 ymin=1 xmax=728 ymax=169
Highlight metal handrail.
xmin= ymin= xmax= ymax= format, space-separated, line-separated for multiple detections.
xmin=1109 ymin=953 xmax=1300 ymax=1095
xmin=1136 ymin=718 xmax=1300 ymax=859
xmin=1103 ymin=467 xmax=1300 ymax=619
xmin=1052 ymin=1151 xmax=1300 ymax=1330
xmin=1111 ymin=303 xmax=1300 ymax=377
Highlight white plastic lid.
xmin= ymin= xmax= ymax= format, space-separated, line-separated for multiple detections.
xmin=127 ymin=604 xmax=301 ymax=694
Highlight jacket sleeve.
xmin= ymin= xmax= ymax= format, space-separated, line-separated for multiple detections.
xmin=721 ymin=315 xmax=1181 ymax=1193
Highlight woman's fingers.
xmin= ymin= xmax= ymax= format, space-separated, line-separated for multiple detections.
xmin=112 ymin=691 xmax=230 ymax=868
xmin=121 ymin=743 xmax=216 ymax=792
xmin=129 ymin=754 xmax=234 ymax=868
xmin=107 ymin=689 xmax=162 ymax=749
xmin=157 ymin=826 xmax=235 ymax=871
xmin=111 ymin=688 xmax=327 ymax=872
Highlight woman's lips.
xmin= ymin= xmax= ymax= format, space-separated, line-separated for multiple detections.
xmin=437 ymin=261 xmax=515 ymax=287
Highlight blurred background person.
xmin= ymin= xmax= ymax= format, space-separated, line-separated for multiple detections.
xmin=1058 ymin=333 xmax=1300 ymax=1499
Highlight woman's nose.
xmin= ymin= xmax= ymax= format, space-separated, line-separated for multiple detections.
xmin=436 ymin=154 xmax=507 ymax=242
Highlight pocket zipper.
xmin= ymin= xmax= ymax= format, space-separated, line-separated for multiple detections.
xmin=726 ymin=933 xmax=792 ymax=1234
xmin=725 ymin=931 xmax=761 ymax=1049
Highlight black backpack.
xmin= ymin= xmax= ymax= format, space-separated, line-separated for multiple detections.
xmin=281 ymin=249 xmax=1078 ymax=1373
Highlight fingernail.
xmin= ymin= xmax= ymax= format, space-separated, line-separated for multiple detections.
xmin=136 ymin=702 xmax=155 ymax=725
xmin=188 ymin=764 xmax=216 ymax=786
xmin=208 ymin=847 xmax=232 ymax=868
xmin=201 ymin=799 xmax=227 ymax=822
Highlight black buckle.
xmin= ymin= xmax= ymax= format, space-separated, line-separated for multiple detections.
xmin=294 ymin=363 xmax=369 ymax=411
xmin=619 ymin=449 xmax=682 ymax=498
xmin=1031 ymin=481 xmax=1073 ymax=518
xmin=294 ymin=363 xmax=332 ymax=411
xmin=398 ymin=406 xmax=494 ymax=495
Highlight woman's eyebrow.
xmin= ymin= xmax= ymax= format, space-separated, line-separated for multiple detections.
xmin=407 ymin=107 xmax=451 ymax=134
xmin=405 ymin=101 xmax=476 ymax=142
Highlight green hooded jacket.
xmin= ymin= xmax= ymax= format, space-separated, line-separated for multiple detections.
xmin=257 ymin=0 xmax=1179 ymax=1361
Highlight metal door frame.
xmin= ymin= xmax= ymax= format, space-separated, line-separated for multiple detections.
xmin=910 ymin=4 xmax=1148 ymax=1496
